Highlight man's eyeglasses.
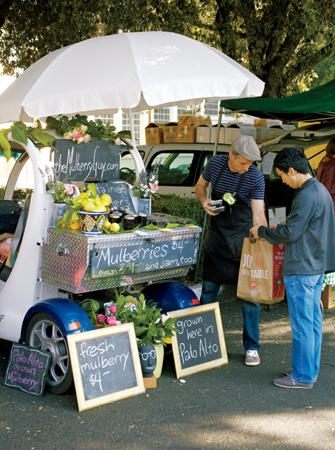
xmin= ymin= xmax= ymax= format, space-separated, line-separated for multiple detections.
xmin=274 ymin=169 xmax=282 ymax=180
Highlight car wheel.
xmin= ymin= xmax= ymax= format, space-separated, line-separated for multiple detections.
xmin=25 ymin=313 xmax=73 ymax=394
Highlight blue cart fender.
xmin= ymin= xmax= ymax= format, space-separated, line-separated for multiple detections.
xmin=20 ymin=298 xmax=96 ymax=343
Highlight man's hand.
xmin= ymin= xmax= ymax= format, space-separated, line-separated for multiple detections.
xmin=195 ymin=175 xmax=219 ymax=216
xmin=250 ymin=225 xmax=260 ymax=239
xmin=202 ymin=198 xmax=219 ymax=216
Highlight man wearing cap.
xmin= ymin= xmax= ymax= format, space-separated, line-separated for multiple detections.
xmin=195 ymin=135 xmax=267 ymax=366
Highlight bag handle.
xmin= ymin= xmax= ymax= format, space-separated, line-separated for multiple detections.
xmin=249 ymin=230 xmax=257 ymax=244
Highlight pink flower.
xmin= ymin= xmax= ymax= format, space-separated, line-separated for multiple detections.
xmin=97 ymin=314 xmax=106 ymax=324
xmin=83 ymin=134 xmax=91 ymax=142
xmin=115 ymin=138 xmax=122 ymax=145
xmin=81 ymin=125 xmax=88 ymax=132
xmin=150 ymin=183 xmax=159 ymax=194
xmin=162 ymin=314 xmax=169 ymax=325
xmin=63 ymin=184 xmax=74 ymax=195
xmin=107 ymin=316 xmax=117 ymax=326
xmin=73 ymin=130 xmax=83 ymax=140
xmin=77 ymin=137 xmax=84 ymax=143
xmin=109 ymin=305 xmax=117 ymax=314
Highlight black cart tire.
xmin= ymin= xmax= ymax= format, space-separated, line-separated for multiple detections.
xmin=25 ymin=313 xmax=73 ymax=394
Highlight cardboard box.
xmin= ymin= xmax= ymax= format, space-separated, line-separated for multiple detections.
xmin=268 ymin=207 xmax=286 ymax=226
xmin=210 ymin=124 xmax=226 ymax=144
xmin=145 ymin=123 xmax=164 ymax=145
xmin=321 ymin=285 xmax=335 ymax=309
xmin=196 ymin=124 xmax=211 ymax=143
xmin=179 ymin=114 xmax=212 ymax=127
xmin=268 ymin=207 xmax=286 ymax=220
xmin=163 ymin=122 xmax=179 ymax=143
xmin=0 ymin=235 xmax=13 ymax=263
xmin=267 ymin=125 xmax=295 ymax=140
xmin=224 ymin=123 xmax=257 ymax=144
xmin=254 ymin=119 xmax=282 ymax=128
xmin=178 ymin=116 xmax=196 ymax=143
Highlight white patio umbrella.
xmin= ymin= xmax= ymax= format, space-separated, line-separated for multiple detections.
xmin=0 ymin=30 xmax=264 ymax=126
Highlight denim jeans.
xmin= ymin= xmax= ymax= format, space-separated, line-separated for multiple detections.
xmin=201 ymin=279 xmax=260 ymax=352
xmin=284 ymin=274 xmax=324 ymax=384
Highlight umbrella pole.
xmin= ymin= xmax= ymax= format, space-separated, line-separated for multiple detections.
xmin=193 ymin=106 xmax=224 ymax=284
xmin=128 ymin=108 xmax=144 ymax=182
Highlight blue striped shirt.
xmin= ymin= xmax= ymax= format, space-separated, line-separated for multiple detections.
xmin=202 ymin=155 xmax=265 ymax=208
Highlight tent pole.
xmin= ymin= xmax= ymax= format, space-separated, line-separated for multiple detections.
xmin=193 ymin=106 xmax=224 ymax=283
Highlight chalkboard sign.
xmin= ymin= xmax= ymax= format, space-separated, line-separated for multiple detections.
xmin=67 ymin=323 xmax=144 ymax=412
xmin=91 ymin=235 xmax=199 ymax=279
xmin=4 ymin=343 xmax=51 ymax=397
xmin=94 ymin=180 xmax=135 ymax=211
xmin=54 ymin=139 xmax=131 ymax=182
xmin=168 ymin=303 xmax=228 ymax=378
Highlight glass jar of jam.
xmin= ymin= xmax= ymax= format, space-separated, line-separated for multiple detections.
xmin=138 ymin=213 xmax=147 ymax=227
xmin=131 ymin=213 xmax=139 ymax=227
xmin=108 ymin=213 xmax=121 ymax=224
xmin=124 ymin=215 xmax=135 ymax=230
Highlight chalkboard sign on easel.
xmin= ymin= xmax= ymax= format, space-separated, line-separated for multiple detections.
xmin=4 ymin=343 xmax=51 ymax=396
xmin=67 ymin=323 xmax=144 ymax=412
xmin=167 ymin=303 xmax=228 ymax=378
xmin=54 ymin=139 xmax=131 ymax=182
xmin=94 ymin=180 xmax=135 ymax=211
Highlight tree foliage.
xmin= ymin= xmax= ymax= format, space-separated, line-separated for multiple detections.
xmin=1 ymin=0 xmax=335 ymax=98
xmin=214 ymin=0 xmax=335 ymax=97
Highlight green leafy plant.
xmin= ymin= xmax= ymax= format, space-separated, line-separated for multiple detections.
xmin=124 ymin=293 xmax=179 ymax=347
xmin=0 ymin=121 xmax=55 ymax=161
xmin=79 ymin=288 xmax=179 ymax=346
xmin=46 ymin=114 xmax=131 ymax=142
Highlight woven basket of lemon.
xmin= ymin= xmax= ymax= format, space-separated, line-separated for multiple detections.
xmin=56 ymin=183 xmax=120 ymax=236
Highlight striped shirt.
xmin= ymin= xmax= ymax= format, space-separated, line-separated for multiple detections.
xmin=202 ymin=155 xmax=265 ymax=208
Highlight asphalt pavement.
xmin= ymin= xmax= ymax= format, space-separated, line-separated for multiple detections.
xmin=1 ymin=291 xmax=335 ymax=450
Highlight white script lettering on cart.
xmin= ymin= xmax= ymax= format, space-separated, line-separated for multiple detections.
xmin=54 ymin=146 xmax=118 ymax=181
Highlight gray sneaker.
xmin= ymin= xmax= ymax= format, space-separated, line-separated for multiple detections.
xmin=285 ymin=368 xmax=317 ymax=383
xmin=245 ymin=350 xmax=260 ymax=366
xmin=274 ymin=375 xmax=313 ymax=389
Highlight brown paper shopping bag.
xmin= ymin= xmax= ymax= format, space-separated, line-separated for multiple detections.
xmin=237 ymin=236 xmax=285 ymax=305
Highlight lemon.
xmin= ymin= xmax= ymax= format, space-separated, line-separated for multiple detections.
xmin=110 ymin=223 xmax=120 ymax=233
xmin=103 ymin=219 xmax=112 ymax=230
xmin=70 ymin=219 xmax=81 ymax=230
xmin=61 ymin=219 xmax=66 ymax=229
xmin=93 ymin=203 xmax=107 ymax=212
xmin=100 ymin=194 xmax=112 ymax=206
xmin=83 ymin=201 xmax=96 ymax=212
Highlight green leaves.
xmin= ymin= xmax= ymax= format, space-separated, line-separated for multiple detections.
xmin=46 ymin=114 xmax=131 ymax=143
xmin=0 ymin=131 xmax=12 ymax=162
xmin=29 ymin=128 xmax=55 ymax=146
xmin=11 ymin=121 xmax=28 ymax=145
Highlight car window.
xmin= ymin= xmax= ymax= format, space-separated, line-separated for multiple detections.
xmin=198 ymin=151 xmax=227 ymax=178
xmin=147 ymin=151 xmax=196 ymax=186
xmin=119 ymin=150 xmax=144 ymax=184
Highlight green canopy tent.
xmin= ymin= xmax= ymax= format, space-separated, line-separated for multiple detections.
xmin=220 ymin=79 xmax=335 ymax=123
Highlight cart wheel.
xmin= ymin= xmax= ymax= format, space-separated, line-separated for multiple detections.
xmin=25 ymin=313 xmax=73 ymax=395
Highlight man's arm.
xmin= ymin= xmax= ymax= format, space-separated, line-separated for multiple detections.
xmin=251 ymin=199 xmax=268 ymax=227
xmin=195 ymin=175 xmax=218 ymax=216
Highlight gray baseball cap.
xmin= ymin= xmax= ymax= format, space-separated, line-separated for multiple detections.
xmin=232 ymin=135 xmax=261 ymax=161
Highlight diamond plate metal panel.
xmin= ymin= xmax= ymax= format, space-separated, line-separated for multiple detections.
xmin=41 ymin=227 xmax=201 ymax=294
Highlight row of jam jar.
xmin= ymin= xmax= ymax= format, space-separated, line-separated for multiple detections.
xmin=108 ymin=207 xmax=147 ymax=230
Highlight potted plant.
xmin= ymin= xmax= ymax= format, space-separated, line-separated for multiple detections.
xmin=56 ymin=182 xmax=116 ymax=235
xmin=79 ymin=287 xmax=179 ymax=379
xmin=122 ymin=292 xmax=178 ymax=379
xmin=131 ymin=162 xmax=160 ymax=214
